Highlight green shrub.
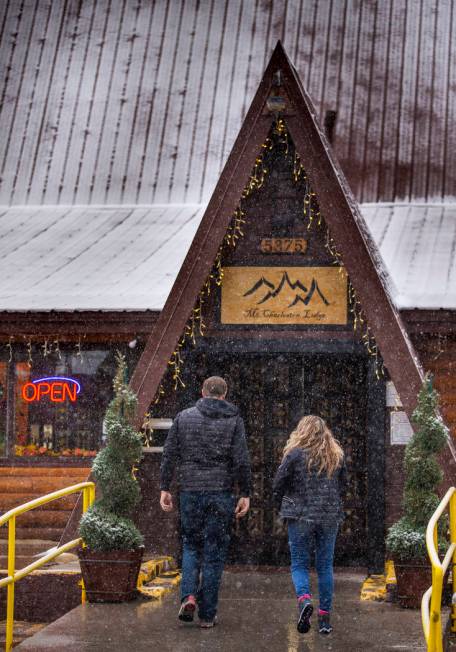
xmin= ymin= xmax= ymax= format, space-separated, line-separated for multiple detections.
xmin=386 ymin=519 xmax=427 ymax=561
xmin=79 ymin=352 xmax=144 ymax=552
xmin=386 ymin=376 xmax=448 ymax=561
xmin=79 ymin=506 xmax=143 ymax=552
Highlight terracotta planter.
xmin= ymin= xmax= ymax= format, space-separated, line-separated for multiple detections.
xmin=78 ymin=546 xmax=144 ymax=603
xmin=394 ymin=558 xmax=432 ymax=609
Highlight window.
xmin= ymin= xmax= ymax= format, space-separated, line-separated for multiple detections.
xmin=9 ymin=344 xmax=134 ymax=458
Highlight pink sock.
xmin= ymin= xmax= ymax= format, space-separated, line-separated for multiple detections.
xmin=318 ymin=609 xmax=329 ymax=615
xmin=298 ymin=594 xmax=312 ymax=602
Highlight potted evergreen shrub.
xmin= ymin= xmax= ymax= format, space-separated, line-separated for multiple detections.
xmin=386 ymin=375 xmax=448 ymax=608
xmin=78 ymin=352 xmax=144 ymax=603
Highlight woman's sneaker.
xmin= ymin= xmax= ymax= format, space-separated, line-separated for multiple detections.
xmin=318 ymin=613 xmax=332 ymax=634
xmin=178 ymin=595 xmax=196 ymax=622
xmin=297 ymin=598 xmax=313 ymax=633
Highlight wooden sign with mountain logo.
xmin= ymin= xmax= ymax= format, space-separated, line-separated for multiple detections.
xmin=221 ymin=267 xmax=347 ymax=325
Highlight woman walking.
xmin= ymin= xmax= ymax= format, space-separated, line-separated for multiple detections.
xmin=273 ymin=415 xmax=346 ymax=635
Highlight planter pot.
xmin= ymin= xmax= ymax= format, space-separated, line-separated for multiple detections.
xmin=394 ymin=558 xmax=432 ymax=609
xmin=78 ymin=546 xmax=144 ymax=603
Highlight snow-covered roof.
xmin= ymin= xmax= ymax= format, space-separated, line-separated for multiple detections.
xmin=0 ymin=203 xmax=454 ymax=312
xmin=1 ymin=1 xmax=455 ymax=207
xmin=0 ymin=204 xmax=204 ymax=311
xmin=362 ymin=203 xmax=456 ymax=309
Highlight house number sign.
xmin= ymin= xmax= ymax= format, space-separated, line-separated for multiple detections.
xmin=260 ymin=238 xmax=307 ymax=254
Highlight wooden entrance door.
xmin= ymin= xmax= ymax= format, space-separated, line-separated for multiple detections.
xmin=185 ymin=352 xmax=369 ymax=566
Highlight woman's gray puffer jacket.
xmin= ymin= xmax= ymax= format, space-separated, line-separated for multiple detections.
xmin=272 ymin=447 xmax=347 ymax=525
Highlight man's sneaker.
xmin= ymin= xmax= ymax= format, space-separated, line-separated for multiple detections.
xmin=297 ymin=598 xmax=313 ymax=633
xmin=199 ymin=618 xmax=216 ymax=629
xmin=318 ymin=613 xmax=332 ymax=634
xmin=178 ymin=595 xmax=196 ymax=622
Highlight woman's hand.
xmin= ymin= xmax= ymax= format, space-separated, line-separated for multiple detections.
xmin=160 ymin=491 xmax=174 ymax=512
xmin=235 ymin=496 xmax=250 ymax=519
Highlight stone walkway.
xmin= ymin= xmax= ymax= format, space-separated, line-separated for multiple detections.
xmin=16 ymin=569 xmax=425 ymax=651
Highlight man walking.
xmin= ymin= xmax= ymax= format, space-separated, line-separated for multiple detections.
xmin=160 ymin=376 xmax=251 ymax=628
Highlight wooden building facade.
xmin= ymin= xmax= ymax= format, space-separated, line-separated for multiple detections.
xmin=0 ymin=1 xmax=455 ymax=571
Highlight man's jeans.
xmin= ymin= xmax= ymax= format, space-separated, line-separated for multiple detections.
xmin=180 ymin=491 xmax=235 ymax=621
xmin=287 ymin=520 xmax=339 ymax=612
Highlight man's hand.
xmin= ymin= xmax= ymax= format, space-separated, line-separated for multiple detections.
xmin=235 ymin=496 xmax=250 ymax=519
xmin=160 ymin=491 xmax=174 ymax=512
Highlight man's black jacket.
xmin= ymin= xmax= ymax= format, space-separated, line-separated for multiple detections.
xmin=160 ymin=398 xmax=252 ymax=496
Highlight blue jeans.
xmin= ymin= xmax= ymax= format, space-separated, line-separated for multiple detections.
xmin=287 ymin=520 xmax=339 ymax=612
xmin=179 ymin=491 xmax=235 ymax=621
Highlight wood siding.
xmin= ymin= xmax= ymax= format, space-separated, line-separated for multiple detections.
xmin=413 ymin=333 xmax=456 ymax=440
xmin=385 ymin=331 xmax=456 ymax=528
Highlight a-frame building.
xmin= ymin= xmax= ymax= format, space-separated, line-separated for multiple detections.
xmin=131 ymin=43 xmax=423 ymax=421
xmin=1 ymin=1 xmax=456 ymax=597
xmin=126 ymin=43 xmax=455 ymax=572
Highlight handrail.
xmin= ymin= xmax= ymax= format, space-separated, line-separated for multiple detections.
xmin=421 ymin=486 xmax=456 ymax=652
xmin=0 ymin=481 xmax=95 ymax=652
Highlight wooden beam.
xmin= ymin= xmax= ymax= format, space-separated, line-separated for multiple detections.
xmin=0 ymin=311 xmax=158 ymax=338
xmin=366 ymin=358 xmax=386 ymax=574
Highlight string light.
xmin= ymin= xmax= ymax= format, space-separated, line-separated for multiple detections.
xmin=324 ymin=230 xmax=344 ymax=271
xmin=6 ymin=336 xmax=13 ymax=363
xmin=273 ymin=118 xmax=289 ymax=155
xmin=53 ymin=338 xmax=62 ymax=360
xmin=76 ymin=336 xmax=83 ymax=360
xmin=291 ymin=131 xmax=384 ymax=379
xmin=26 ymin=339 xmax=32 ymax=368
xmin=293 ymin=151 xmax=306 ymax=183
xmin=42 ymin=338 xmax=50 ymax=358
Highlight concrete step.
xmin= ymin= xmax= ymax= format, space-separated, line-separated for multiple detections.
xmin=0 ymin=477 xmax=87 ymax=494
xmin=2 ymin=510 xmax=70 ymax=528
xmin=0 ymin=539 xmax=58 ymax=552
xmin=0 ymin=554 xmax=79 ymax=570
xmin=0 ymin=468 xmax=89 ymax=478
xmin=0 ymin=539 xmax=58 ymax=566
xmin=0 ymin=555 xmax=50 ymax=570
xmin=0 ymin=493 xmax=77 ymax=510
xmin=0 ymin=540 xmax=78 ymax=570
xmin=0 ymin=527 xmax=63 ymax=541
xmin=0 ymin=621 xmax=46 ymax=648
xmin=0 ymin=556 xmax=173 ymax=624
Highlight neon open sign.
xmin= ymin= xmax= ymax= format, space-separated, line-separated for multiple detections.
xmin=22 ymin=377 xmax=81 ymax=403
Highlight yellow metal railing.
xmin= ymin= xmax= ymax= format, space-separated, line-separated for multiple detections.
xmin=0 ymin=481 xmax=95 ymax=652
xmin=421 ymin=487 xmax=456 ymax=652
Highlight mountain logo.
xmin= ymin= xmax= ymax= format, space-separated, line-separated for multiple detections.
xmin=243 ymin=271 xmax=330 ymax=307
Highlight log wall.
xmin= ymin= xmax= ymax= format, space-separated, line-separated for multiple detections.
xmin=384 ymin=330 xmax=456 ymax=529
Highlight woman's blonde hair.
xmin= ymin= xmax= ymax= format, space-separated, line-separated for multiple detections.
xmin=282 ymin=415 xmax=344 ymax=477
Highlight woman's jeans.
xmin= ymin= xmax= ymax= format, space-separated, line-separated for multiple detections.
xmin=180 ymin=491 xmax=235 ymax=621
xmin=287 ymin=520 xmax=339 ymax=612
